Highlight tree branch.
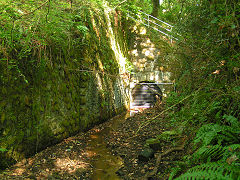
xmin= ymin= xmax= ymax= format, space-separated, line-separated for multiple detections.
xmin=144 ymin=142 xmax=185 ymax=179
xmin=20 ymin=0 xmax=50 ymax=18
xmin=114 ymin=0 xmax=127 ymax=9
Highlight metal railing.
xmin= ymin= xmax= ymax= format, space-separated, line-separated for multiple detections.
xmin=138 ymin=82 xmax=174 ymax=85
xmin=127 ymin=10 xmax=181 ymax=42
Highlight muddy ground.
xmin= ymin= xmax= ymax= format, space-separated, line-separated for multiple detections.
xmin=0 ymin=105 xmax=190 ymax=180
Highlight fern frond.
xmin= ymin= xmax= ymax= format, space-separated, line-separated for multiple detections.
xmin=175 ymin=171 xmax=231 ymax=180
xmin=224 ymin=144 xmax=240 ymax=151
xmin=194 ymin=124 xmax=222 ymax=145
xmin=168 ymin=167 xmax=181 ymax=180
xmin=221 ymin=144 xmax=240 ymax=165
xmin=194 ymin=123 xmax=240 ymax=146
xmin=223 ymin=115 xmax=240 ymax=128
xmin=192 ymin=145 xmax=225 ymax=163
xmin=175 ymin=162 xmax=240 ymax=180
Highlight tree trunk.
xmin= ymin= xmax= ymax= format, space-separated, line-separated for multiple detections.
xmin=151 ymin=0 xmax=159 ymax=17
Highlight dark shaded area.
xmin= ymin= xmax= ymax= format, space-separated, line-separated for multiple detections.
xmin=131 ymin=81 xmax=162 ymax=108
xmin=0 ymin=153 xmax=16 ymax=170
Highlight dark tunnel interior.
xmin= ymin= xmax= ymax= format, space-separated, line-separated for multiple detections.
xmin=131 ymin=81 xmax=162 ymax=109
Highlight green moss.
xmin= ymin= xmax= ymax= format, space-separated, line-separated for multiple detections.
xmin=26 ymin=135 xmax=37 ymax=144
xmin=74 ymin=117 xmax=80 ymax=126
xmin=17 ymin=131 xmax=25 ymax=142
xmin=1 ymin=88 xmax=7 ymax=94
xmin=0 ymin=1 xmax=129 ymax=170
xmin=79 ymin=82 xmax=88 ymax=88
xmin=80 ymin=116 xmax=89 ymax=128
xmin=66 ymin=102 xmax=72 ymax=109
xmin=79 ymin=88 xmax=87 ymax=95
xmin=5 ymin=135 xmax=16 ymax=147
xmin=72 ymin=125 xmax=79 ymax=133
xmin=61 ymin=120 xmax=70 ymax=127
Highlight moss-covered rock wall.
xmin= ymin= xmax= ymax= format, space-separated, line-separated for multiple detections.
xmin=0 ymin=1 xmax=130 ymax=168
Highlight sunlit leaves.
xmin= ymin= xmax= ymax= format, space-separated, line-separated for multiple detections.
xmin=77 ymin=25 xmax=89 ymax=34
xmin=0 ymin=148 xmax=8 ymax=152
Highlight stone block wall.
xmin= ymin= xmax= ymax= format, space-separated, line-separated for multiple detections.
xmin=128 ymin=26 xmax=174 ymax=97
xmin=0 ymin=3 xmax=129 ymax=168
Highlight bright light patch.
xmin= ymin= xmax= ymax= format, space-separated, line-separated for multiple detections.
xmin=96 ymin=73 xmax=103 ymax=90
xmin=103 ymin=1 xmax=126 ymax=74
xmin=139 ymin=27 xmax=147 ymax=34
xmin=54 ymin=158 xmax=88 ymax=173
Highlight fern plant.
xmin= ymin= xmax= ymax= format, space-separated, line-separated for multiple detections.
xmin=175 ymin=162 xmax=240 ymax=180
xmin=194 ymin=115 xmax=240 ymax=146
xmin=191 ymin=144 xmax=225 ymax=163
xmin=191 ymin=114 xmax=240 ymax=164
xmin=173 ymin=115 xmax=240 ymax=179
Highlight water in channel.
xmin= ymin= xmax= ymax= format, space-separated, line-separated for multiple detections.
xmin=88 ymin=112 xmax=130 ymax=180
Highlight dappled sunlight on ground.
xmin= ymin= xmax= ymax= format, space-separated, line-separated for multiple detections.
xmin=54 ymin=157 xmax=89 ymax=173
xmin=84 ymin=150 xmax=97 ymax=158
xmin=11 ymin=167 xmax=25 ymax=176
xmin=0 ymin=114 xmax=127 ymax=179
xmin=0 ymin=107 xmax=187 ymax=179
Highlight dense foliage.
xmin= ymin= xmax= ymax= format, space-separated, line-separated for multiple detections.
xmin=158 ymin=0 xmax=240 ymax=179
xmin=0 ymin=0 xmax=84 ymax=85
xmin=108 ymin=0 xmax=240 ymax=177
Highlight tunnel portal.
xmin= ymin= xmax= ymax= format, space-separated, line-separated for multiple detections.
xmin=130 ymin=81 xmax=162 ymax=111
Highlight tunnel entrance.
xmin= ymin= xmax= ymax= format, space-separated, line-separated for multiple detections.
xmin=130 ymin=81 xmax=162 ymax=113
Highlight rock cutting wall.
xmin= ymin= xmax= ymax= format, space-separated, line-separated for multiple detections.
xmin=0 ymin=3 xmax=129 ymax=168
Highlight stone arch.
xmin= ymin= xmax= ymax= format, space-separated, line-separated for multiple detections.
xmin=130 ymin=81 xmax=162 ymax=110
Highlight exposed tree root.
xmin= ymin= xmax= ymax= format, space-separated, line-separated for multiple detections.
xmin=143 ymin=144 xmax=185 ymax=179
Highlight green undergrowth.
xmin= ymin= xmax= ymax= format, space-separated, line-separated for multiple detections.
xmin=164 ymin=72 xmax=240 ymax=179
xmin=148 ymin=0 xmax=240 ymax=179
xmin=0 ymin=0 xmax=120 ymax=78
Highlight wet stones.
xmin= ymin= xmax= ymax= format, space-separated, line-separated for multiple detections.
xmin=146 ymin=138 xmax=161 ymax=151
xmin=137 ymin=137 xmax=162 ymax=162
xmin=138 ymin=148 xmax=154 ymax=162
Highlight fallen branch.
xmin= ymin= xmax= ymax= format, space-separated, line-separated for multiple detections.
xmin=136 ymin=87 xmax=204 ymax=134
xmin=136 ymin=93 xmax=193 ymax=134
xmin=114 ymin=0 xmax=127 ymax=9
xmin=143 ymin=143 xmax=185 ymax=179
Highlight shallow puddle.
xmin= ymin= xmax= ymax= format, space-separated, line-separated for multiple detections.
xmin=88 ymin=112 xmax=130 ymax=180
